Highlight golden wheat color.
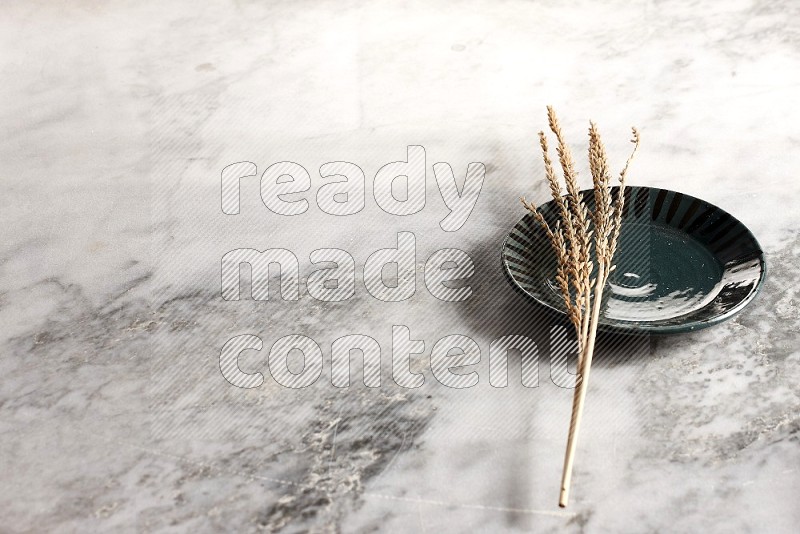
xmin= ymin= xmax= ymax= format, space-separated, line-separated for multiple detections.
xmin=521 ymin=107 xmax=640 ymax=507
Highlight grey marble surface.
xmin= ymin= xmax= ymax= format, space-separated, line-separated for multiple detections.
xmin=1 ymin=0 xmax=799 ymax=532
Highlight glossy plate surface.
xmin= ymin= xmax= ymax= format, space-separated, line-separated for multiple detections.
xmin=501 ymin=187 xmax=766 ymax=334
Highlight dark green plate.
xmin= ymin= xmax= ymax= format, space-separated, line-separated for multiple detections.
xmin=501 ymin=186 xmax=766 ymax=334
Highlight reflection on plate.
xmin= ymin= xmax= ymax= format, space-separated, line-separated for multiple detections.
xmin=501 ymin=187 xmax=766 ymax=334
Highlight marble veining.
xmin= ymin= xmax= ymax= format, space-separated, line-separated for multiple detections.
xmin=1 ymin=0 xmax=799 ymax=532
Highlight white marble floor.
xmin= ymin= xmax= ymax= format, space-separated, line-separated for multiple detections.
xmin=1 ymin=0 xmax=799 ymax=532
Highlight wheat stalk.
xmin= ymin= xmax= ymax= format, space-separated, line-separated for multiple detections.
xmin=521 ymin=108 xmax=640 ymax=507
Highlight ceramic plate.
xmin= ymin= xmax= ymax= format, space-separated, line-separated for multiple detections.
xmin=501 ymin=186 xmax=766 ymax=334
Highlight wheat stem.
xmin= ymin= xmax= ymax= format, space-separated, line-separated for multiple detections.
xmin=559 ymin=262 xmax=606 ymax=507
